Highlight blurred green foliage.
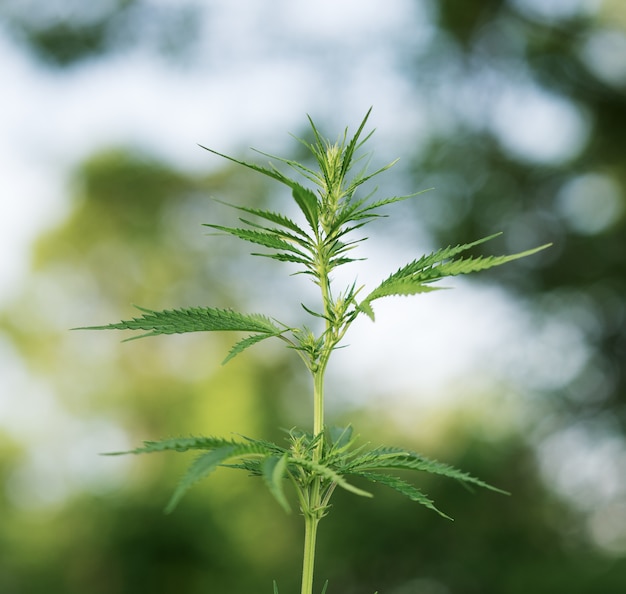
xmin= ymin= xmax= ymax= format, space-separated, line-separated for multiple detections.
xmin=0 ymin=146 xmax=622 ymax=593
xmin=2 ymin=0 xmax=626 ymax=592
xmin=2 ymin=0 xmax=201 ymax=66
xmin=405 ymin=0 xmax=626 ymax=431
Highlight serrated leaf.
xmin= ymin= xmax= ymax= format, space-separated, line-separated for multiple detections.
xmin=354 ymin=471 xmax=451 ymax=520
xmin=326 ymin=425 xmax=354 ymax=452
xmin=166 ymin=446 xmax=236 ymax=513
xmin=350 ymin=448 xmax=508 ymax=495
xmin=347 ymin=189 xmax=433 ymax=221
xmin=262 ymin=453 xmax=290 ymax=513
xmin=357 ymin=300 xmax=375 ymax=321
xmin=219 ymin=202 xmax=312 ymax=239
xmin=237 ymin=218 xmax=313 ymax=250
xmin=338 ymin=107 xmax=373 ymax=179
xmin=75 ymin=305 xmax=285 ymax=340
xmin=291 ymin=457 xmax=372 ymax=498
xmin=105 ymin=435 xmax=239 ymax=456
xmin=222 ymin=459 xmax=263 ymax=474
xmin=291 ymin=183 xmax=319 ymax=230
xmin=254 ymin=252 xmax=314 ymax=267
xmin=426 ymin=244 xmax=551 ymax=281
xmin=200 ymin=146 xmax=297 ymax=187
xmin=240 ymin=434 xmax=287 ymax=455
xmin=251 ymin=147 xmax=321 ymax=186
xmin=223 ymin=333 xmax=277 ymax=364
xmin=205 ymin=224 xmax=310 ymax=257
xmin=357 ymin=280 xmax=443 ymax=320
xmin=165 ymin=440 xmax=275 ymax=513
xmin=358 ymin=236 xmax=551 ymax=319
xmin=200 ymin=146 xmax=321 ymax=232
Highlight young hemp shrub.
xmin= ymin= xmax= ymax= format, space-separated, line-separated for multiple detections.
xmin=78 ymin=110 xmax=550 ymax=594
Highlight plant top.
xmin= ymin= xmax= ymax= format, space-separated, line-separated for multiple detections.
xmin=77 ymin=109 xmax=550 ymax=594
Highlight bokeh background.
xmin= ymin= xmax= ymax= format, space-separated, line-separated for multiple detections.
xmin=1 ymin=1 xmax=626 ymax=592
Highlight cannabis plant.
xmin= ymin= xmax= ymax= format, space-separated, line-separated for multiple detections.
xmin=78 ymin=109 xmax=549 ymax=593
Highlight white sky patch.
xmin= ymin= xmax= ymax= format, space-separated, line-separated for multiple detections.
xmin=557 ymin=172 xmax=625 ymax=235
xmin=536 ymin=420 xmax=626 ymax=554
xmin=491 ymin=84 xmax=590 ymax=164
xmin=0 ymin=335 xmax=132 ymax=509
xmin=581 ymin=29 xmax=626 ymax=88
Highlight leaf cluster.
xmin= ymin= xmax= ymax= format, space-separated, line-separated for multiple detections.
xmin=109 ymin=426 xmax=506 ymax=520
xmin=200 ymin=108 xmax=424 ymax=288
xmin=80 ymin=111 xmax=547 ymax=545
xmin=76 ymin=110 xmax=549 ymax=369
xmin=79 ymin=111 xmax=549 ymax=594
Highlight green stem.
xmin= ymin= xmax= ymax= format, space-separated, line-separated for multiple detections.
xmin=299 ymin=367 xmax=325 ymax=594
xmin=299 ymin=231 xmax=334 ymax=594
xmin=301 ymin=512 xmax=320 ymax=594
xmin=313 ymin=369 xmax=325 ymax=444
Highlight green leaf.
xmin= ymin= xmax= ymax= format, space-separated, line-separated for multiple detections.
xmin=345 ymin=188 xmax=433 ymax=222
xmin=223 ymin=333 xmax=277 ymax=365
xmin=291 ymin=457 xmax=372 ymax=499
xmin=427 ymin=244 xmax=551 ymax=280
xmin=353 ymin=471 xmax=451 ymax=520
xmin=75 ymin=305 xmax=285 ymax=340
xmin=357 ymin=280 xmax=443 ymax=320
xmin=349 ymin=448 xmax=508 ymax=495
xmin=326 ymin=425 xmax=354 ymax=452
xmin=217 ymin=202 xmax=312 ymax=240
xmin=254 ymin=252 xmax=314 ymax=268
xmin=237 ymin=218 xmax=312 ymax=250
xmin=356 ymin=280 xmax=444 ymax=321
xmin=165 ymin=440 xmax=275 ymax=513
xmin=200 ymin=146 xmax=320 ymax=231
xmin=105 ymin=435 xmax=239 ymax=455
xmin=166 ymin=446 xmax=237 ymax=513
xmin=262 ymin=453 xmax=290 ymax=513
xmin=358 ymin=235 xmax=551 ymax=320
xmin=205 ymin=224 xmax=311 ymax=258
xmin=200 ymin=146 xmax=295 ymax=187
xmin=338 ymin=107 xmax=373 ymax=181
xmin=251 ymin=147 xmax=321 ymax=187
xmin=291 ymin=183 xmax=320 ymax=230
xmin=241 ymin=434 xmax=287 ymax=455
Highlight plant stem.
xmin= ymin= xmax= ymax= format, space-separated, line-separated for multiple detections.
xmin=301 ymin=512 xmax=320 ymax=594
xmin=313 ymin=369 xmax=325 ymax=446
xmin=300 ymin=367 xmax=325 ymax=594
xmin=300 ymin=218 xmax=336 ymax=594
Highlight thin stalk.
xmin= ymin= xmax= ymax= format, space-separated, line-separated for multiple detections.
xmin=301 ymin=513 xmax=320 ymax=594
xmin=299 ymin=232 xmax=333 ymax=594
xmin=313 ymin=369 xmax=325 ymax=447
xmin=300 ymin=364 xmax=326 ymax=594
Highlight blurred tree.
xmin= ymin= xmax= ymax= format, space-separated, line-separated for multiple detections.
xmin=1 ymin=0 xmax=201 ymax=66
xmin=1 ymin=146 xmax=625 ymax=593
xmin=2 ymin=0 xmax=626 ymax=591
xmin=0 ymin=148 xmax=307 ymax=593
xmin=403 ymin=0 xmax=626 ymax=431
